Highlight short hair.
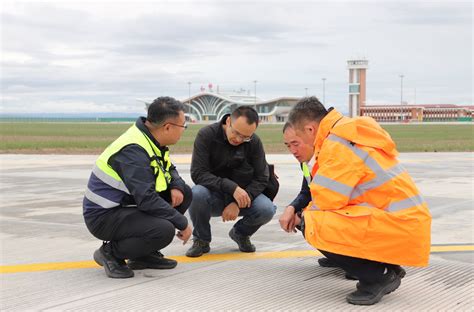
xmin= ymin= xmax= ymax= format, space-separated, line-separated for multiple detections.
xmin=147 ymin=96 xmax=185 ymax=126
xmin=288 ymin=96 xmax=328 ymax=127
xmin=282 ymin=121 xmax=293 ymax=133
xmin=231 ymin=105 xmax=259 ymax=127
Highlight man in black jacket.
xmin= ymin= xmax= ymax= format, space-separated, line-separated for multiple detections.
xmin=279 ymin=122 xmax=313 ymax=234
xmin=83 ymin=97 xmax=192 ymax=278
xmin=186 ymin=106 xmax=277 ymax=257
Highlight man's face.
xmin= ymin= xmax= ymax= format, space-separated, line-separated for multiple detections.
xmin=225 ymin=116 xmax=257 ymax=146
xmin=164 ymin=111 xmax=187 ymax=145
xmin=293 ymin=122 xmax=317 ymax=147
xmin=283 ymin=127 xmax=314 ymax=163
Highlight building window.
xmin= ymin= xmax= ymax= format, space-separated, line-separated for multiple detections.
xmin=349 ymin=84 xmax=360 ymax=93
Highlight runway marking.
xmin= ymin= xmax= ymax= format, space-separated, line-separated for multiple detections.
xmin=1 ymin=244 xmax=472 ymax=274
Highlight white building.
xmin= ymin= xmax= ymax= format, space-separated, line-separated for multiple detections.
xmin=181 ymin=92 xmax=300 ymax=123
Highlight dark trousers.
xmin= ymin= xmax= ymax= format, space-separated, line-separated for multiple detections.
xmin=189 ymin=185 xmax=276 ymax=242
xmin=319 ymin=249 xmax=395 ymax=284
xmin=85 ymin=185 xmax=191 ymax=260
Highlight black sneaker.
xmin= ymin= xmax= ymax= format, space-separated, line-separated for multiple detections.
xmin=229 ymin=228 xmax=256 ymax=253
xmin=346 ymin=269 xmax=401 ymax=305
xmin=128 ymin=251 xmax=177 ymax=270
xmin=356 ymin=265 xmax=406 ymax=287
xmin=318 ymin=257 xmax=339 ymax=268
xmin=185 ymin=239 xmax=210 ymax=257
xmin=93 ymin=243 xmax=134 ymax=279
xmin=392 ymin=265 xmax=406 ymax=279
xmin=345 ymin=273 xmax=358 ymax=280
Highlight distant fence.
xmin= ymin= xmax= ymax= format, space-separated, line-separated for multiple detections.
xmin=0 ymin=117 xmax=136 ymax=123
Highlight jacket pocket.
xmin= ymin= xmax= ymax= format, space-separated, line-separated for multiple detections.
xmin=318 ymin=205 xmax=372 ymax=247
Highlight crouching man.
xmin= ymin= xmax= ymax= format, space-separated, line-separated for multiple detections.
xmin=287 ymin=97 xmax=431 ymax=305
xmin=83 ymin=97 xmax=192 ymax=278
xmin=186 ymin=106 xmax=277 ymax=257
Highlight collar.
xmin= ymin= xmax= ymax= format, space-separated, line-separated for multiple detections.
xmin=220 ymin=114 xmax=231 ymax=143
xmin=136 ymin=117 xmax=168 ymax=153
xmin=313 ymin=109 xmax=345 ymax=157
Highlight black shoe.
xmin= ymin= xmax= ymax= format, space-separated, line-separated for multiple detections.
xmin=93 ymin=243 xmax=134 ymax=279
xmin=346 ymin=269 xmax=401 ymax=305
xmin=185 ymin=239 xmax=210 ymax=258
xmin=345 ymin=273 xmax=358 ymax=280
xmin=128 ymin=251 xmax=177 ymax=270
xmin=392 ymin=265 xmax=406 ymax=279
xmin=318 ymin=257 xmax=339 ymax=268
xmin=229 ymin=228 xmax=256 ymax=253
xmin=356 ymin=265 xmax=406 ymax=287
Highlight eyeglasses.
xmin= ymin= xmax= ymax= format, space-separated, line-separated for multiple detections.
xmin=229 ymin=121 xmax=253 ymax=142
xmin=167 ymin=122 xmax=188 ymax=129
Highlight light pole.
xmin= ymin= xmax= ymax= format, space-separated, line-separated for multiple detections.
xmin=399 ymin=75 xmax=404 ymax=121
xmin=253 ymin=80 xmax=257 ymax=108
xmin=322 ymin=78 xmax=326 ymax=104
xmin=187 ymin=81 xmax=191 ymax=106
xmin=305 ymin=88 xmax=308 ymax=96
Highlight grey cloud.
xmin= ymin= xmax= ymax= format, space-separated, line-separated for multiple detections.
xmin=385 ymin=2 xmax=472 ymax=26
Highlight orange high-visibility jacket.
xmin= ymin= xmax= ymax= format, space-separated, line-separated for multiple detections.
xmin=303 ymin=109 xmax=431 ymax=266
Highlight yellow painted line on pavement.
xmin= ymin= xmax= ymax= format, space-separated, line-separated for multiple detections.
xmin=1 ymin=245 xmax=472 ymax=274
xmin=430 ymin=245 xmax=474 ymax=252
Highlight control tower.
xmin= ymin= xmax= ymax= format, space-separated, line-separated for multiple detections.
xmin=347 ymin=59 xmax=368 ymax=117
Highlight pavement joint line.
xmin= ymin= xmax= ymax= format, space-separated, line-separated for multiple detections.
xmin=1 ymin=245 xmax=472 ymax=274
xmin=168 ymin=158 xmax=459 ymax=165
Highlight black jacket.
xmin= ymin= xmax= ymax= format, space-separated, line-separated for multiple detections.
xmin=191 ymin=115 xmax=269 ymax=202
xmin=289 ymin=175 xmax=311 ymax=213
xmin=100 ymin=117 xmax=188 ymax=230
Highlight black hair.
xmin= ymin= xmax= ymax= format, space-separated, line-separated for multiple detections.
xmin=282 ymin=121 xmax=293 ymax=133
xmin=288 ymin=96 xmax=328 ymax=127
xmin=147 ymin=96 xmax=185 ymax=126
xmin=231 ymin=105 xmax=259 ymax=127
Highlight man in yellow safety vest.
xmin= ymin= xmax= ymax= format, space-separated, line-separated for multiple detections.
xmin=83 ymin=97 xmax=192 ymax=278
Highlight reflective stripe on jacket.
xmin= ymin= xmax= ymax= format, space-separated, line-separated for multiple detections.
xmin=303 ymin=109 xmax=431 ymax=267
xmin=84 ymin=124 xmax=172 ymax=209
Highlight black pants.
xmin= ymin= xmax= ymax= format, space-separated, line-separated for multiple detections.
xmin=319 ymin=249 xmax=394 ymax=284
xmin=86 ymin=185 xmax=191 ymax=260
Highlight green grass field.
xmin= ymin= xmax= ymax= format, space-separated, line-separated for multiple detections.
xmin=0 ymin=122 xmax=472 ymax=154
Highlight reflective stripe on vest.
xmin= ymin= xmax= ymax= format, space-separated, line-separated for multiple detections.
xmin=85 ymin=188 xmax=120 ymax=208
xmin=307 ymin=134 xmax=425 ymax=212
xmin=301 ymin=162 xmax=311 ymax=185
xmin=86 ymin=124 xmax=171 ymax=209
xmin=92 ymin=164 xmax=130 ymax=194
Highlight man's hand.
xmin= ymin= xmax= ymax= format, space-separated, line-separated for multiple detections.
xmin=279 ymin=206 xmax=297 ymax=233
xmin=233 ymin=186 xmax=251 ymax=208
xmin=176 ymin=224 xmax=192 ymax=245
xmin=171 ymin=188 xmax=184 ymax=208
xmin=222 ymin=202 xmax=240 ymax=222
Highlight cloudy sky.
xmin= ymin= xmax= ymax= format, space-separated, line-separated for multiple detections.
xmin=1 ymin=0 xmax=472 ymax=115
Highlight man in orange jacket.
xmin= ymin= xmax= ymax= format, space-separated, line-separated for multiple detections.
xmin=288 ymin=97 xmax=431 ymax=305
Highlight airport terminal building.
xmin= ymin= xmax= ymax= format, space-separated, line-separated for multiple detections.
xmin=145 ymin=59 xmax=471 ymax=123
xmin=181 ymin=91 xmax=299 ymax=123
